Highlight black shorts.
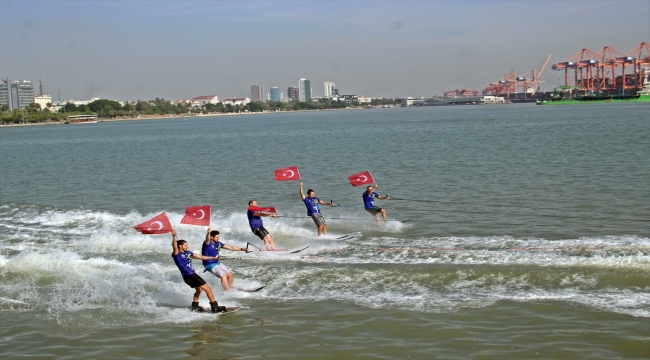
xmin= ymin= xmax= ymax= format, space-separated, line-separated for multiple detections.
xmin=365 ymin=207 xmax=382 ymax=216
xmin=183 ymin=273 xmax=207 ymax=288
xmin=252 ymin=227 xmax=270 ymax=240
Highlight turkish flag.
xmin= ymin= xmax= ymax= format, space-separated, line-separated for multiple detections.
xmin=348 ymin=171 xmax=375 ymax=186
xmin=134 ymin=212 xmax=174 ymax=234
xmin=274 ymin=166 xmax=301 ymax=181
xmin=181 ymin=205 xmax=211 ymax=226
xmin=248 ymin=206 xmax=277 ymax=214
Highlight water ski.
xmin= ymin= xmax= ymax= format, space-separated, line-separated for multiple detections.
xmin=287 ymin=245 xmax=309 ymax=254
xmin=220 ymin=246 xmax=309 ymax=260
xmin=236 ymin=285 xmax=266 ymax=293
xmin=245 ymin=242 xmax=309 ymax=253
xmin=336 ymin=234 xmax=355 ymax=240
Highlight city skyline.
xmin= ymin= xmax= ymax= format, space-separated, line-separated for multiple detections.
xmin=1 ymin=0 xmax=648 ymax=101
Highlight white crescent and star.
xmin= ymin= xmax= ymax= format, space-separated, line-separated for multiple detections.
xmin=358 ymin=175 xmax=368 ymax=182
xmin=194 ymin=209 xmax=205 ymax=220
xmin=148 ymin=221 xmax=164 ymax=231
xmin=285 ymin=170 xmax=294 ymax=178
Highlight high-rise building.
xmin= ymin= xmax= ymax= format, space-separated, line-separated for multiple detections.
xmin=251 ymin=84 xmax=264 ymax=102
xmin=0 ymin=78 xmax=35 ymax=110
xmin=324 ymin=82 xmax=335 ymax=97
xmin=269 ymin=87 xmax=283 ymax=102
xmin=287 ymin=86 xmax=299 ymax=102
xmin=299 ymin=78 xmax=311 ymax=101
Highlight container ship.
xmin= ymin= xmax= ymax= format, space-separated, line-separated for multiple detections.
xmin=537 ymin=69 xmax=650 ymax=105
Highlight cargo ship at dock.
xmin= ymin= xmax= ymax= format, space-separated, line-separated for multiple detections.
xmin=536 ymin=70 xmax=650 ymax=105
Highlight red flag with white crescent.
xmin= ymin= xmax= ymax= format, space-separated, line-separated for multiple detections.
xmin=134 ymin=212 xmax=174 ymax=234
xmin=274 ymin=166 xmax=301 ymax=181
xmin=247 ymin=206 xmax=277 ymax=214
xmin=181 ymin=205 xmax=211 ymax=226
xmin=348 ymin=171 xmax=375 ymax=186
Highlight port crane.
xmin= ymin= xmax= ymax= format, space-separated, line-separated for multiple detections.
xmin=551 ymin=42 xmax=649 ymax=94
xmin=483 ymin=55 xmax=552 ymax=98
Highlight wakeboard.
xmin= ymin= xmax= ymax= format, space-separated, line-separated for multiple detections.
xmin=220 ymin=306 xmax=241 ymax=314
xmin=193 ymin=306 xmax=241 ymax=314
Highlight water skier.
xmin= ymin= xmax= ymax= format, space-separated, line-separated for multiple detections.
xmin=247 ymin=200 xmax=280 ymax=250
xmin=299 ymin=181 xmax=335 ymax=236
xmin=362 ymin=184 xmax=390 ymax=224
xmin=171 ymin=229 xmax=226 ymax=313
xmin=202 ymin=227 xmax=250 ymax=291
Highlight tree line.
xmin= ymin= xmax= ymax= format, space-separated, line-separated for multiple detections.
xmin=1 ymin=97 xmax=395 ymax=124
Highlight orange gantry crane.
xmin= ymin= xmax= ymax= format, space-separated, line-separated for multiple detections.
xmin=482 ymin=69 xmax=517 ymax=97
xmin=483 ymin=55 xmax=552 ymax=98
xmin=551 ymin=42 xmax=650 ymax=94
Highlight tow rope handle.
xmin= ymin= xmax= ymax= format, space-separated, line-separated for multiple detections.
xmin=247 ymin=242 xmax=263 ymax=251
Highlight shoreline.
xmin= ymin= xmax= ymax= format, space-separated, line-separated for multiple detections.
xmin=0 ymin=107 xmax=366 ymax=128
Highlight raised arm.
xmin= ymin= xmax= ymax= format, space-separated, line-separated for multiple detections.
xmin=171 ymin=230 xmax=179 ymax=256
xmin=204 ymin=227 xmax=212 ymax=246
xmin=299 ymin=181 xmax=306 ymax=200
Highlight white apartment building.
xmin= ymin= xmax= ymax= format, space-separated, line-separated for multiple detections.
xmin=324 ymin=82 xmax=335 ymax=97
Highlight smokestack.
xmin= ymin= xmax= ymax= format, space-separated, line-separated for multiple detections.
xmin=39 ymin=79 xmax=44 ymax=96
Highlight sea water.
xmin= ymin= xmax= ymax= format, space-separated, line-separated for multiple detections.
xmin=0 ymin=104 xmax=648 ymax=359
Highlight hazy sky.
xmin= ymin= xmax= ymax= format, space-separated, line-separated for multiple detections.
xmin=1 ymin=0 xmax=648 ymax=101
